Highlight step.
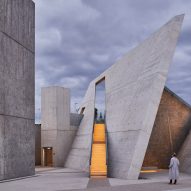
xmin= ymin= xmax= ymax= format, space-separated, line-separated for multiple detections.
xmin=90 ymin=124 xmax=107 ymax=177
xmin=93 ymin=124 xmax=106 ymax=142
xmin=90 ymin=169 xmax=107 ymax=172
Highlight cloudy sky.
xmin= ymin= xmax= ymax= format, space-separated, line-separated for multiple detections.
xmin=33 ymin=0 xmax=191 ymax=123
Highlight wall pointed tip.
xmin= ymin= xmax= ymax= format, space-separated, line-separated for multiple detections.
xmin=173 ymin=14 xmax=185 ymax=22
xmin=177 ymin=13 xmax=185 ymax=17
xmin=165 ymin=14 xmax=184 ymax=28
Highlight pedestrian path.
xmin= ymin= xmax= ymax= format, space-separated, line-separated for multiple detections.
xmin=0 ymin=168 xmax=191 ymax=191
xmin=165 ymin=189 xmax=191 ymax=191
xmin=87 ymin=177 xmax=110 ymax=188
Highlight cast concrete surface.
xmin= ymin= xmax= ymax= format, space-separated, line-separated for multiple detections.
xmin=65 ymin=14 xmax=184 ymax=180
xmin=41 ymin=87 xmax=71 ymax=166
xmin=0 ymin=168 xmax=191 ymax=191
xmin=0 ymin=0 xmax=35 ymax=180
xmin=41 ymin=87 xmax=83 ymax=167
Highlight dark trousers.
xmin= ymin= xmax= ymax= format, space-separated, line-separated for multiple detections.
xmin=169 ymin=179 xmax=177 ymax=184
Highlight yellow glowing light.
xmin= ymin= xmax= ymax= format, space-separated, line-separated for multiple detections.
xmin=90 ymin=124 xmax=107 ymax=177
xmin=140 ymin=170 xmax=159 ymax=173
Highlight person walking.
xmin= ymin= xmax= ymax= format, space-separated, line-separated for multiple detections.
xmin=169 ymin=153 xmax=180 ymax=184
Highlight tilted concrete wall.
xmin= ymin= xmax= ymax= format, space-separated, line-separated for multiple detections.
xmin=143 ymin=87 xmax=191 ymax=169
xmin=65 ymin=15 xmax=184 ymax=179
xmin=41 ymin=87 xmax=83 ymax=167
xmin=65 ymin=82 xmax=96 ymax=171
xmin=0 ymin=0 xmax=35 ymax=180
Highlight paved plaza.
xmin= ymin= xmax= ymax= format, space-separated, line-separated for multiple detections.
xmin=0 ymin=167 xmax=191 ymax=191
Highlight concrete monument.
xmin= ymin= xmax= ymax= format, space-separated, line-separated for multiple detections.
xmin=65 ymin=15 xmax=184 ymax=179
xmin=40 ymin=15 xmax=187 ymax=180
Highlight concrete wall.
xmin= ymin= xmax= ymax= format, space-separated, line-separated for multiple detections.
xmin=178 ymin=128 xmax=191 ymax=174
xmin=65 ymin=15 xmax=184 ymax=179
xmin=0 ymin=0 xmax=35 ymax=180
xmin=41 ymin=87 xmax=83 ymax=167
xmin=143 ymin=88 xmax=191 ymax=169
xmin=65 ymin=82 xmax=96 ymax=171
xmin=35 ymin=124 xmax=41 ymax=166
xmin=35 ymin=113 xmax=82 ymax=166
xmin=70 ymin=113 xmax=83 ymax=131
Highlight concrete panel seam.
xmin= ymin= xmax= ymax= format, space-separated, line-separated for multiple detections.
xmin=1 ymin=31 xmax=34 ymax=54
xmin=0 ymin=113 xmax=34 ymax=120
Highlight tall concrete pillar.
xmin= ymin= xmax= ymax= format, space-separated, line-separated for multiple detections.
xmin=41 ymin=87 xmax=74 ymax=167
xmin=0 ymin=0 xmax=35 ymax=180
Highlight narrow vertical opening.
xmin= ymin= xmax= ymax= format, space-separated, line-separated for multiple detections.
xmin=90 ymin=77 xmax=107 ymax=177
xmin=95 ymin=78 xmax=106 ymax=123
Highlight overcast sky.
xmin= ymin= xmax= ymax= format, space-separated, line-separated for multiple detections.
xmin=33 ymin=0 xmax=191 ymax=123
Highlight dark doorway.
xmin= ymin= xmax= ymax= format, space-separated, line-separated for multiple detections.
xmin=43 ymin=147 xmax=53 ymax=166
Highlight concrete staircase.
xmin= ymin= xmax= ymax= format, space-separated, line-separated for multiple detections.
xmin=90 ymin=124 xmax=107 ymax=177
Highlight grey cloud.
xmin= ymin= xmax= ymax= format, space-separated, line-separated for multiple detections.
xmin=34 ymin=0 xmax=191 ymax=123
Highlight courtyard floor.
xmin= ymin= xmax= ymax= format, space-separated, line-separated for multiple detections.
xmin=0 ymin=167 xmax=191 ymax=191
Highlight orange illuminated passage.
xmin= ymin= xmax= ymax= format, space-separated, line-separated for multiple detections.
xmin=90 ymin=124 xmax=107 ymax=177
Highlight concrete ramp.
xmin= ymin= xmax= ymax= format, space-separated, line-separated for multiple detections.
xmin=65 ymin=15 xmax=184 ymax=179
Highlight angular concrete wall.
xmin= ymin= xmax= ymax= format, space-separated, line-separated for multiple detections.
xmin=143 ymin=87 xmax=191 ymax=169
xmin=0 ymin=0 xmax=35 ymax=180
xmin=65 ymin=15 xmax=184 ymax=179
xmin=65 ymin=82 xmax=96 ymax=171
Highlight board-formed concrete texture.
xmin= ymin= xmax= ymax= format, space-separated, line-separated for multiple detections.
xmin=0 ymin=0 xmax=35 ymax=180
xmin=65 ymin=15 xmax=184 ymax=179
xmin=41 ymin=87 xmax=79 ymax=167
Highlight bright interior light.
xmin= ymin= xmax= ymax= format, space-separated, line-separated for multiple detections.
xmin=140 ymin=170 xmax=159 ymax=173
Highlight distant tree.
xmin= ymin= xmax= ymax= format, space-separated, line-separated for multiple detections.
xmin=97 ymin=112 xmax=105 ymax=123
xmin=99 ymin=112 xmax=103 ymax=120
